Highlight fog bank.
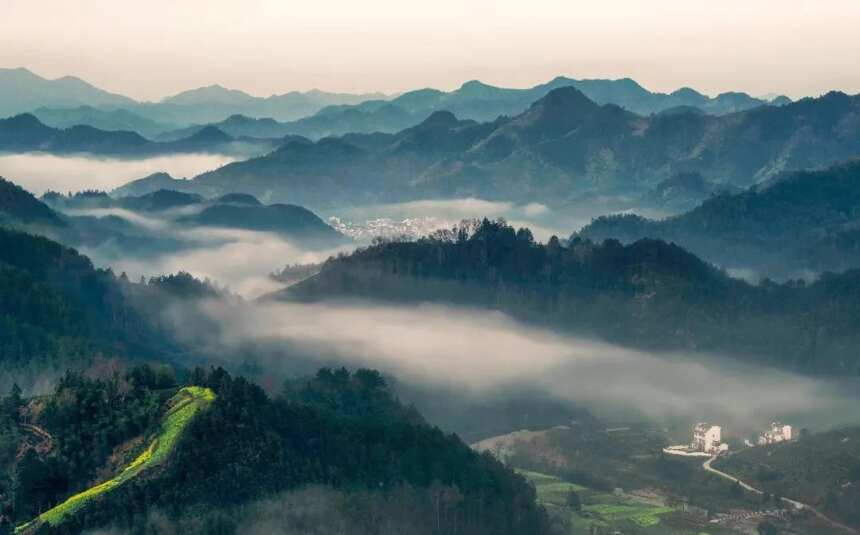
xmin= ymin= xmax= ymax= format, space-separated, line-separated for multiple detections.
xmin=187 ymin=299 xmax=860 ymax=432
xmin=0 ymin=152 xmax=233 ymax=195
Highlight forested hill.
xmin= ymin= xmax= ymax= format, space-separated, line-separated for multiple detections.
xmin=0 ymin=227 xmax=214 ymax=374
xmin=0 ymin=177 xmax=64 ymax=227
xmin=1 ymin=365 xmax=550 ymax=535
xmin=577 ymin=159 xmax=860 ymax=278
xmin=282 ymin=219 xmax=860 ymax=374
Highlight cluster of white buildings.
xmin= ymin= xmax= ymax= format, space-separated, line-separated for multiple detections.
xmin=757 ymin=422 xmax=793 ymax=445
xmin=665 ymin=421 xmax=796 ymax=458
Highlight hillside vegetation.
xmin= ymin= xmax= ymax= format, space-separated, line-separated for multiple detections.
xmin=15 ymin=386 xmax=215 ymax=533
xmin=578 ymin=159 xmax=860 ymax=278
xmin=0 ymin=366 xmax=551 ymax=535
xmin=715 ymin=427 xmax=860 ymax=529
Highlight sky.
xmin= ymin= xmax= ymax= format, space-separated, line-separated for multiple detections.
xmin=1 ymin=0 xmax=859 ymax=101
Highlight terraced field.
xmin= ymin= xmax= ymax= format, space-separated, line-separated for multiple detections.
xmin=518 ymin=469 xmax=736 ymax=534
xmin=16 ymin=386 xmax=216 ymax=533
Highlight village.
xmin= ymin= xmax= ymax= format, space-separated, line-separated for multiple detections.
xmin=664 ymin=421 xmax=795 ymax=457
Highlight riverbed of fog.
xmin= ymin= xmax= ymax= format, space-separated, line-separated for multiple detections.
xmin=0 ymin=152 xmax=234 ymax=195
xmin=169 ymin=298 xmax=860 ymax=436
xmin=72 ymin=211 xmax=353 ymax=297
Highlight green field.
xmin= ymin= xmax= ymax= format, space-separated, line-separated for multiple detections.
xmin=16 ymin=386 xmax=215 ymax=533
xmin=518 ymin=469 xmax=739 ymax=534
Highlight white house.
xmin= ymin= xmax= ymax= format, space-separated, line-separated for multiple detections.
xmin=692 ymin=423 xmax=722 ymax=454
xmin=758 ymin=422 xmax=793 ymax=445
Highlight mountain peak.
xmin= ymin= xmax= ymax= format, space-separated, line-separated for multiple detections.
xmin=185 ymin=125 xmax=232 ymax=143
xmin=419 ymin=110 xmax=460 ymax=127
xmin=531 ymin=86 xmax=598 ymax=112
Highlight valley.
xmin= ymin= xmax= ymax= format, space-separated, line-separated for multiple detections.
xmin=1 ymin=5 xmax=859 ymax=532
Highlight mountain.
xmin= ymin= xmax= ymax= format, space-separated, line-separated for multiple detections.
xmin=0 ymin=177 xmax=65 ymax=227
xmin=30 ymin=105 xmax=175 ymax=138
xmin=312 ymin=76 xmax=787 ymax=127
xmin=1 ymin=69 xmax=793 ymax=141
xmin=187 ymin=88 xmax=860 ymax=210
xmin=577 ymin=160 xmax=860 ymax=278
xmin=166 ymin=77 xmax=790 ymax=143
xmin=157 ymin=104 xmax=419 ymax=142
xmin=0 ymin=114 xmax=277 ymax=157
xmin=0 ymin=67 xmax=135 ymax=118
xmin=177 ymin=202 xmax=346 ymax=245
xmin=110 ymin=172 xmax=197 ymax=197
xmin=42 ymin=186 xmax=348 ymax=249
xmin=134 ymin=85 xmax=389 ymax=125
xmin=641 ymin=171 xmax=740 ymax=212
xmin=2 ymin=366 xmax=550 ymax=535
xmin=279 ymin=218 xmax=860 ymax=374
xmin=0 ymin=68 xmax=388 ymax=127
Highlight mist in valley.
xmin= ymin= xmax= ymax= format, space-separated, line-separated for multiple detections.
xmin=0 ymin=152 xmax=234 ymax=195
xmin=160 ymin=297 xmax=860 ymax=439
xmin=69 ymin=207 xmax=354 ymax=298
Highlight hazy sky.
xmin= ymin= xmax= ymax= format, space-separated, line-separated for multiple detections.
xmin=2 ymin=0 xmax=859 ymax=101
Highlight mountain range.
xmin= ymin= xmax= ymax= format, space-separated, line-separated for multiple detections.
xmin=2 ymin=68 xmax=793 ymax=140
xmin=173 ymin=87 xmax=860 ymax=210
xmin=0 ymin=113 xmax=280 ymax=157
xmin=577 ymin=159 xmax=860 ymax=279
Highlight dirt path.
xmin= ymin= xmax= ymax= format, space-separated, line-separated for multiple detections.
xmin=702 ymin=455 xmax=858 ymax=534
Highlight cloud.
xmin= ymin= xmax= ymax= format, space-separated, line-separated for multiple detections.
xmin=0 ymin=152 xmax=234 ymax=195
xmin=84 ymin=225 xmax=350 ymax=298
xmin=189 ymin=299 xmax=860 ymax=432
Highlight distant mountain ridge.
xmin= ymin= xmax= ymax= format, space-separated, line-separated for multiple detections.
xmin=0 ymin=67 xmax=135 ymax=118
xmin=1 ymin=67 xmax=795 ymax=139
xmin=184 ymin=87 xmax=860 ymax=210
xmin=0 ymin=113 xmax=279 ymax=157
xmin=152 ymin=76 xmax=795 ymax=142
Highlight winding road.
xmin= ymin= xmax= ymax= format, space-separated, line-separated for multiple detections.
xmin=702 ymin=455 xmax=858 ymax=534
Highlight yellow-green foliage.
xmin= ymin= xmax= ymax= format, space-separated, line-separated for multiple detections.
xmin=16 ymin=387 xmax=215 ymax=533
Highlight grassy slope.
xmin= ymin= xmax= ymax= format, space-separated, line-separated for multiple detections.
xmin=16 ymin=386 xmax=215 ymax=533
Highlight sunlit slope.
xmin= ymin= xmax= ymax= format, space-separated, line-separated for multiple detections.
xmin=16 ymin=386 xmax=215 ymax=533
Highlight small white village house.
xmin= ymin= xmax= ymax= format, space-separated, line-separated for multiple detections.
xmin=692 ymin=423 xmax=723 ymax=454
